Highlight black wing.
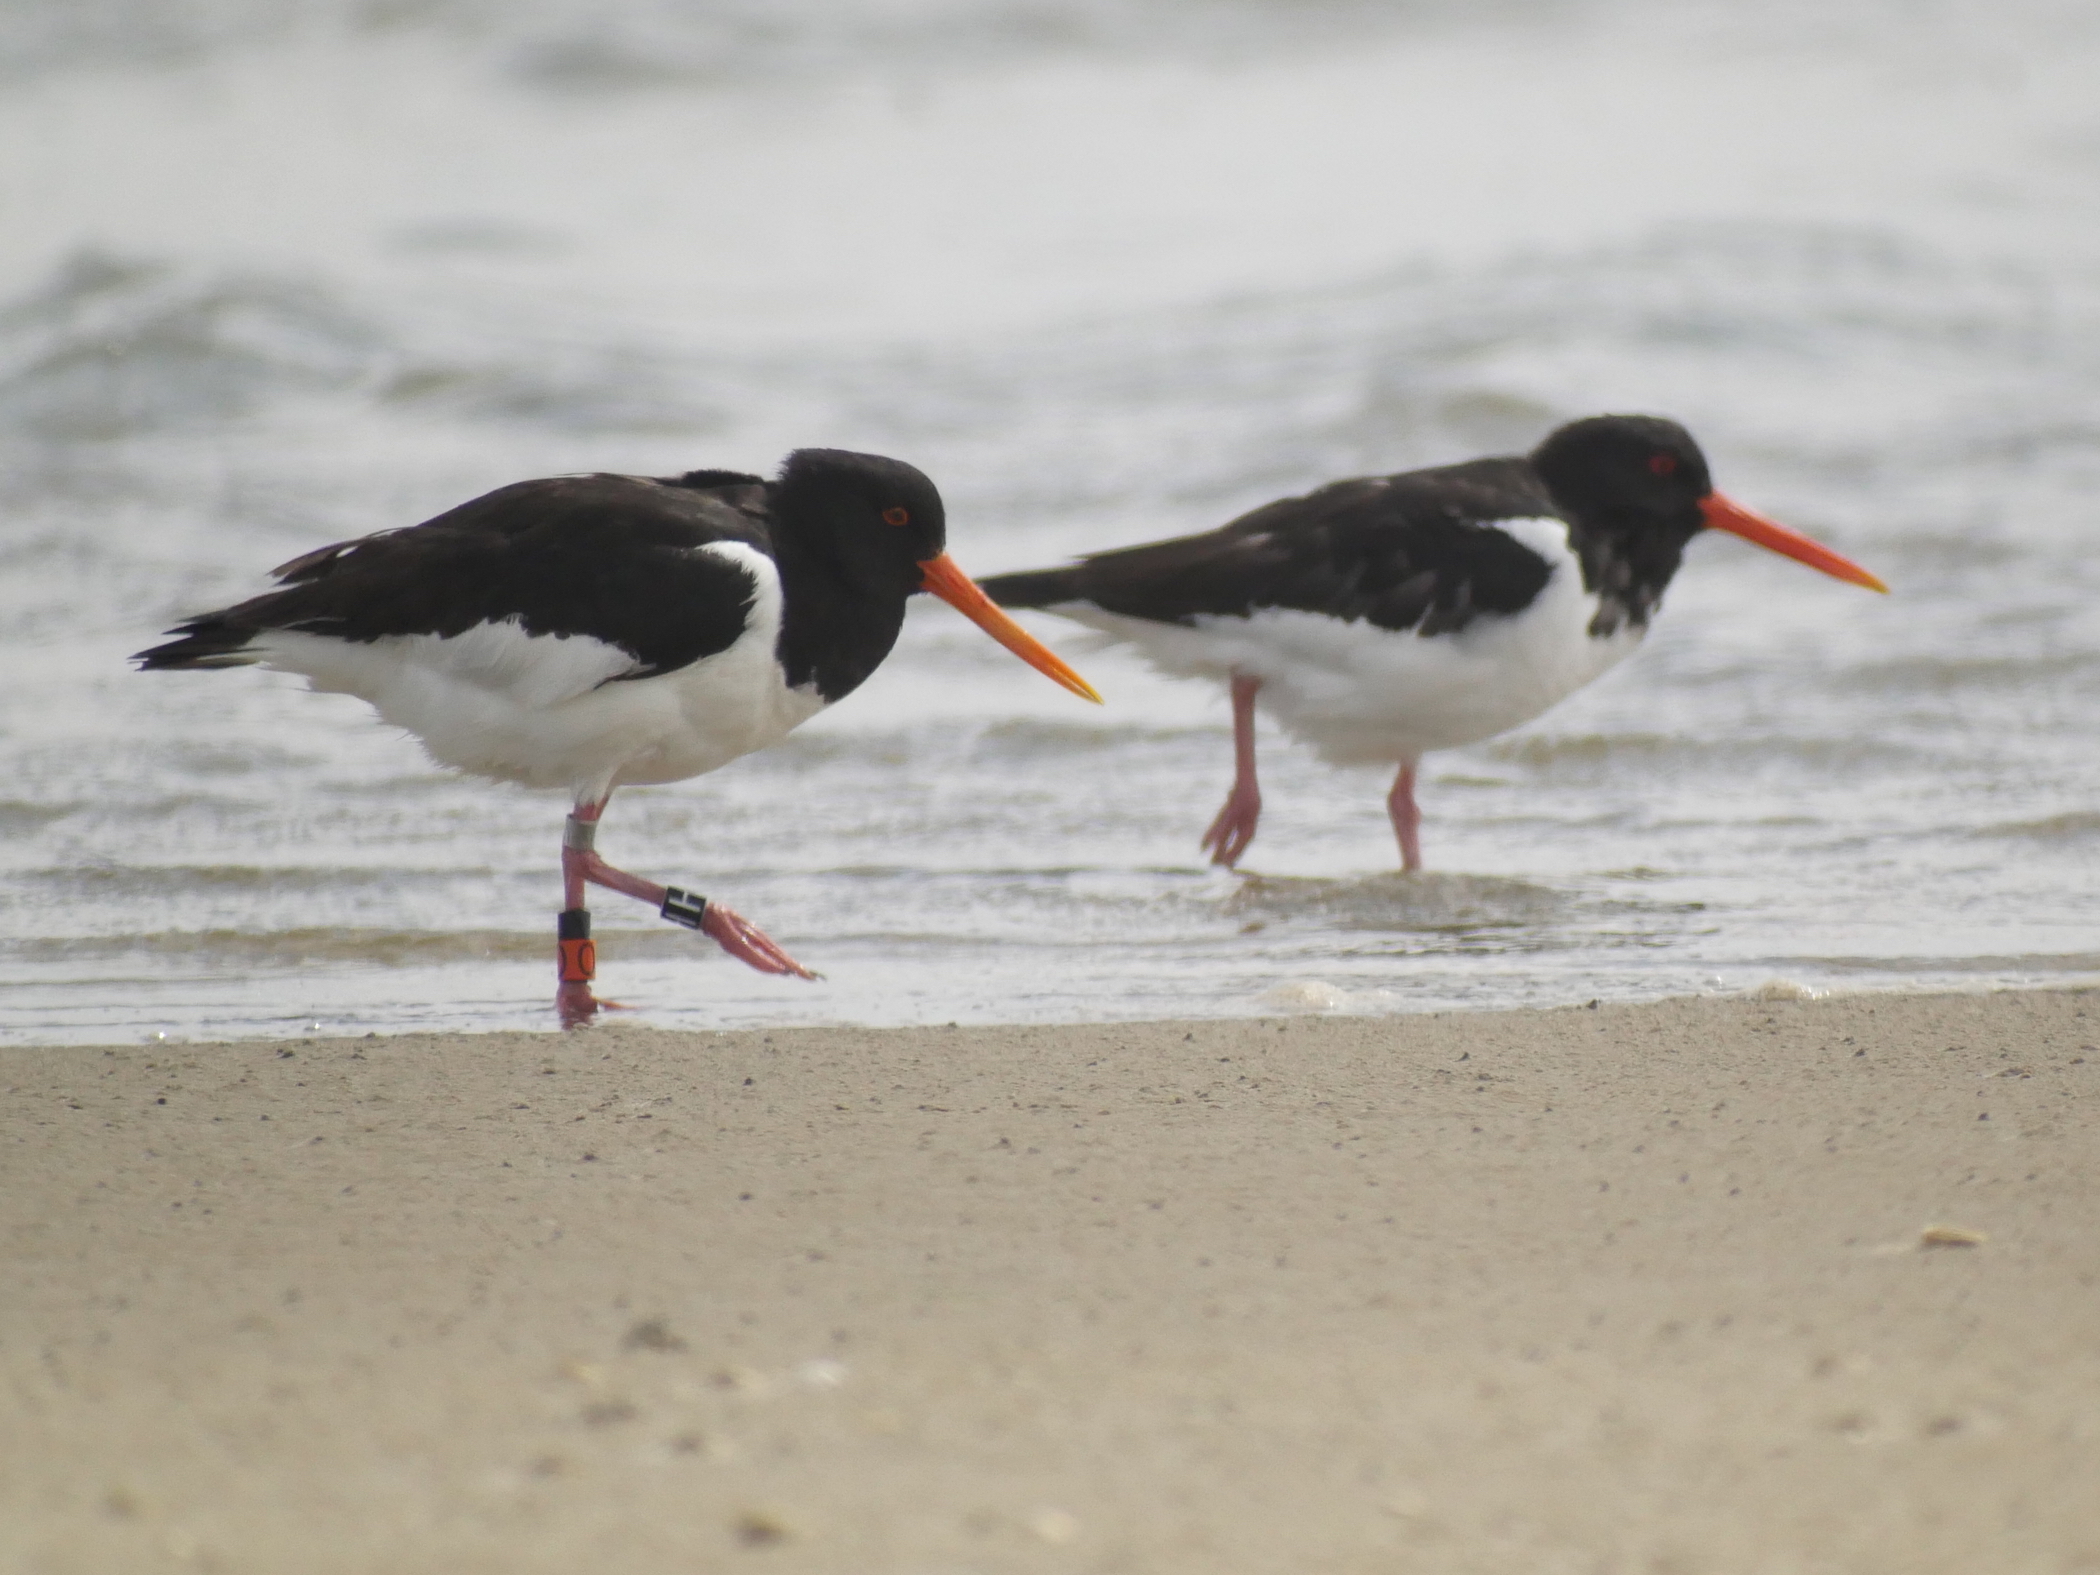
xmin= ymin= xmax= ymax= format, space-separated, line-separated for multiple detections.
xmin=136 ymin=471 xmax=775 ymax=679
xmin=983 ymin=457 xmax=1563 ymax=637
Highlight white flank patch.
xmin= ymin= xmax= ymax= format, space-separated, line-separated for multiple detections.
xmin=252 ymin=541 xmax=826 ymax=798
xmin=1052 ymin=517 xmax=1646 ymax=764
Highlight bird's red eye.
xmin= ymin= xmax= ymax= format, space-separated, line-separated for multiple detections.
xmin=882 ymin=506 xmax=910 ymax=526
xmin=1648 ymin=454 xmax=1677 ymax=476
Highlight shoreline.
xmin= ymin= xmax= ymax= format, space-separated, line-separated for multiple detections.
xmin=6 ymin=985 xmax=2098 ymax=1571
xmin=19 ymin=964 xmax=2100 ymax=1053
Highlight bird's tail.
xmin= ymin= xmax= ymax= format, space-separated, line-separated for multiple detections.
xmin=133 ymin=616 xmax=263 ymax=670
xmin=975 ymin=566 xmax=1084 ymax=609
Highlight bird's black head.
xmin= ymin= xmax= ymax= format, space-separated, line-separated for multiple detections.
xmin=1527 ymin=414 xmax=1714 ymax=631
xmin=763 ymin=446 xmax=1102 ymax=708
xmin=1529 ymin=414 xmax=1713 ymax=538
xmin=1527 ymin=413 xmax=1887 ymax=630
xmin=773 ymin=448 xmax=948 ymax=597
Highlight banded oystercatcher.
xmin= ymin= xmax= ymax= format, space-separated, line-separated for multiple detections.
xmin=136 ymin=449 xmax=1101 ymax=1025
xmin=980 ymin=415 xmax=1884 ymax=872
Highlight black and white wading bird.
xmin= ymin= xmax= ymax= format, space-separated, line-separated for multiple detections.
xmin=137 ymin=450 xmax=1101 ymax=1026
xmin=979 ymin=415 xmax=1885 ymax=872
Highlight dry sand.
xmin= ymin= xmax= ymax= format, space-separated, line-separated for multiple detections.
xmin=5 ymin=987 xmax=2099 ymax=1573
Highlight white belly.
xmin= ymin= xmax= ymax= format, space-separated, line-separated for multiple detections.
xmin=250 ymin=541 xmax=827 ymax=800
xmin=1057 ymin=517 xmax=1646 ymax=765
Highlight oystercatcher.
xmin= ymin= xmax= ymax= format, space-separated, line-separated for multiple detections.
xmin=980 ymin=414 xmax=1884 ymax=872
xmin=136 ymin=449 xmax=1101 ymax=1025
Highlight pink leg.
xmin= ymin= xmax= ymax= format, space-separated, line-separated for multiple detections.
xmin=1387 ymin=756 xmax=1424 ymax=872
xmin=1200 ymin=673 xmax=1264 ymax=869
xmin=554 ymin=802 xmax=610 ymax=1028
xmin=554 ymin=797 xmax=815 ymax=1029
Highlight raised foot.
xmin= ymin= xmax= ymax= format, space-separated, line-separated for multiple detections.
xmin=1200 ymin=784 xmax=1262 ymax=870
xmin=702 ymin=902 xmax=819 ymax=980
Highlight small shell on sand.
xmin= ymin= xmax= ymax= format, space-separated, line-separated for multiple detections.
xmin=1029 ymin=1508 xmax=1080 ymax=1545
xmin=1744 ymin=979 xmax=1826 ymax=1001
xmin=796 ymin=1358 xmax=848 ymax=1389
xmin=1259 ymin=979 xmax=1349 ymax=1013
xmin=1919 ymin=1224 xmax=1988 ymax=1248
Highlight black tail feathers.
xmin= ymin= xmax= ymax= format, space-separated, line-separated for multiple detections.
xmin=133 ymin=617 xmax=262 ymax=670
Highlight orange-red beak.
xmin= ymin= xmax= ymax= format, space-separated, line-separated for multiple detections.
xmin=918 ymin=552 xmax=1104 ymax=704
xmin=1700 ymin=493 xmax=1888 ymax=593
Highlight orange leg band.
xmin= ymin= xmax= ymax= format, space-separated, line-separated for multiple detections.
xmin=557 ymin=909 xmax=595 ymax=983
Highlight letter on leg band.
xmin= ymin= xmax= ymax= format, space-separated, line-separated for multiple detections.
xmin=562 ymin=816 xmax=597 ymax=853
xmin=660 ymin=887 xmax=707 ymax=929
xmin=557 ymin=908 xmax=595 ymax=982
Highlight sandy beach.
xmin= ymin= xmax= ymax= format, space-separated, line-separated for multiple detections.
xmin=5 ymin=987 xmax=2098 ymax=1573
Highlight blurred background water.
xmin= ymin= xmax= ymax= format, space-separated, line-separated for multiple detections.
xmin=1 ymin=0 xmax=2096 ymax=1042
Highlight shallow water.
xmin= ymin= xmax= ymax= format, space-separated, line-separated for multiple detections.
xmin=2 ymin=0 xmax=2097 ymax=1041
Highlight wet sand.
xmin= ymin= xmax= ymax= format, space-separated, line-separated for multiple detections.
xmin=5 ymin=987 xmax=2099 ymax=1573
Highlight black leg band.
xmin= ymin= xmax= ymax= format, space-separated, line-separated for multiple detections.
xmin=660 ymin=887 xmax=707 ymax=929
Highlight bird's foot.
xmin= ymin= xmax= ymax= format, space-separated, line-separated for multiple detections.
xmin=555 ymin=980 xmax=631 ymax=1029
xmin=554 ymin=905 xmax=629 ymax=1027
xmin=569 ymin=819 xmax=819 ymax=981
xmin=701 ymin=901 xmax=819 ymax=980
xmin=1200 ymin=784 xmax=1262 ymax=869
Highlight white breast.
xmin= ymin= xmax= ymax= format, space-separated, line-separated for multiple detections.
xmin=1055 ymin=518 xmax=1646 ymax=766
xmin=252 ymin=541 xmax=827 ymax=800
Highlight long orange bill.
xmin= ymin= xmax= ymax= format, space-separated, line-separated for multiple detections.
xmin=1700 ymin=492 xmax=1888 ymax=593
xmin=918 ymin=552 xmax=1105 ymax=703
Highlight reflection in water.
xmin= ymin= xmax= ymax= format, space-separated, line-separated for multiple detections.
xmin=1225 ymin=871 xmax=1572 ymax=935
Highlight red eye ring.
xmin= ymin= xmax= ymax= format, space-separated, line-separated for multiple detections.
xmin=1647 ymin=454 xmax=1677 ymax=477
xmin=882 ymin=506 xmax=910 ymax=526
